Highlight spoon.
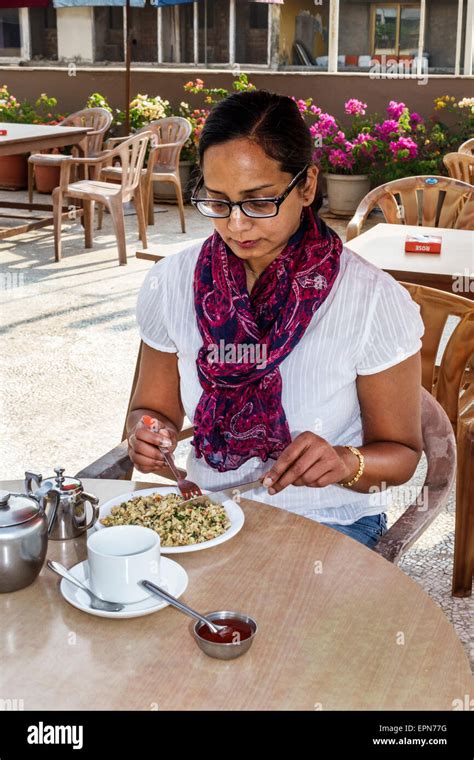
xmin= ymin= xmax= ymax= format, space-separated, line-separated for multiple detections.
xmin=47 ymin=560 xmax=124 ymax=612
xmin=140 ymin=579 xmax=231 ymax=636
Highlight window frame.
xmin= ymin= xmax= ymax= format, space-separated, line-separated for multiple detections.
xmin=370 ymin=2 xmax=421 ymax=57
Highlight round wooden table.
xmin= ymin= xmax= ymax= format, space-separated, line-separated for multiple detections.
xmin=1 ymin=479 xmax=472 ymax=710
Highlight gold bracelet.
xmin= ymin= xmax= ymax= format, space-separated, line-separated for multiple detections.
xmin=338 ymin=445 xmax=365 ymax=488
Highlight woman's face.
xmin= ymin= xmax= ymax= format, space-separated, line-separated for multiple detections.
xmin=201 ymin=138 xmax=318 ymax=274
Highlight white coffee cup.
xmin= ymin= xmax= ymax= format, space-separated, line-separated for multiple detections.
xmin=87 ymin=525 xmax=160 ymax=604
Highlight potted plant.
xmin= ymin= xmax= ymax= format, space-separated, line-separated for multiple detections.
xmin=29 ymin=93 xmax=66 ymax=194
xmin=0 ymin=85 xmax=37 ymax=190
xmin=0 ymin=87 xmax=65 ymax=192
xmin=297 ymin=95 xmax=474 ymax=216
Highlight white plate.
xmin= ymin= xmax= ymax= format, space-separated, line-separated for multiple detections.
xmin=59 ymin=557 xmax=188 ymax=619
xmin=95 ymin=486 xmax=245 ymax=554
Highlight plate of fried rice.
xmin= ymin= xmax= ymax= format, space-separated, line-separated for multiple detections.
xmin=95 ymin=486 xmax=245 ymax=553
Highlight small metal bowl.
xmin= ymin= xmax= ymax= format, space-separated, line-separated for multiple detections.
xmin=192 ymin=610 xmax=258 ymax=660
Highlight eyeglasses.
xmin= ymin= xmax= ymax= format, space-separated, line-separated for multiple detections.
xmin=190 ymin=164 xmax=310 ymax=219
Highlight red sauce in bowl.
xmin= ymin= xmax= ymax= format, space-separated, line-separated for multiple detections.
xmin=197 ymin=618 xmax=253 ymax=644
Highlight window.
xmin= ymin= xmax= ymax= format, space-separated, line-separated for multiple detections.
xmin=399 ymin=7 xmax=420 ymax=53
xmin=0 ymin=9 xmax=21 ymax=57
xmin=109 ymin=8 xmax=123 ymax=30
xmin=44 ymin=7 xmax=57 ymax=30
xmin=249 ymin=4 xmax=268 ymax=30
xmin=198 ymin=1 xmax=214 ymax=29
xmin=372 ymin=3 xmax=420 ymax=56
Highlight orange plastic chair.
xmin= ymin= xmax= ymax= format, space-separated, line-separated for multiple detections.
xmin=443 ymin=152 xmax=474 ymax=185
xmin=52 ymin=131 xmax=151 ymax=265
xmin=398 ymin=282 xmax=474 ymax=597
xmin=98 ymin=117 xmax=192 ymax=234
xmin=28 ymin=107 xmax=112 ymax=201
xmin=346 ymin=175 xmax=473 ymax=241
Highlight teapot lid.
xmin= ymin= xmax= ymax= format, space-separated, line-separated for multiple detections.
xmin=0 ymin=490 xmax=41 ymax=528
xmin=44 ymin=467 xmax=81 ymax=493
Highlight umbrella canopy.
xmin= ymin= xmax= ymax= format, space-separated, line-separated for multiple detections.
xmin=1 ymin=1 xmax=50 ymax=6
xmin=150 ymin=0 xmax=195 ymax=6
xmin=52 ymin=1 xmax=144 ymax=5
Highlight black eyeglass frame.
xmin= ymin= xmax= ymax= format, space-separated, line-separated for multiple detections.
xmin=190 ymin=163 xmax=310 ymax=219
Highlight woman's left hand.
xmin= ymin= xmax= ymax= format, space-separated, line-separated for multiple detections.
xmin=261 ymin=432 xmax=357 ymax=493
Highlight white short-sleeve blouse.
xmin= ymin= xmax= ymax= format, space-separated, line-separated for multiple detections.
xmin=136 ymin=240 xmax=425 ymax=525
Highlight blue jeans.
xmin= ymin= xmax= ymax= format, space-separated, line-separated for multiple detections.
xmin=324 ymin=512 xmax=388 ymax=549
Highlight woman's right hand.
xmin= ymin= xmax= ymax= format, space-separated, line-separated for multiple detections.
xmin=127 ymin=415 xmax=178 ymax=474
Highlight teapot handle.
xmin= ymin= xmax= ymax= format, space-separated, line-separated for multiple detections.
xmin=45 ymin=490 xmax=61 ymax=535
xmin=25 ymin=471 xmax=43 ymax=496
xmin=75 ymin=492 xmax=100 ymax=531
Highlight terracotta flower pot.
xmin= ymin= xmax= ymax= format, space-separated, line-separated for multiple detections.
xmin=0 ymin=154 xmax=28 ymax=190
xmin=323 ymin=173 xmax=371 ymax=217
xmin=34 ymin=163 xmax=61 ymax=194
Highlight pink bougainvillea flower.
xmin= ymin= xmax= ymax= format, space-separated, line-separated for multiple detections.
xmin=333 ymin=130 xmax=346 ymax=145
xmin=316 ymin=113 xmax=339 ymax=137
xmin=409 ymin=111 xmax=424 ymax=126
xmin=328 ymin=148 xmax=355 ymax=170
xmin=389 ymin=137 xmax=418 ymax=161
xmin=374 ymin=119 xmax=401 ymax=141
xmin=352 ymin=133 xmax=376 ymax=155
xmin=344 ymin=98 xmax=367 ymax=116
xmin=386 ymin=100 xmax=407 ymax=120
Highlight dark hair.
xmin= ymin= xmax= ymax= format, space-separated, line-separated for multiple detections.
xmin=197 ymin=89 xmax=323 ymax=215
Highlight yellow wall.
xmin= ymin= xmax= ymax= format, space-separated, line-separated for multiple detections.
xmin=280 ymin=0 xmax=329 ymax=62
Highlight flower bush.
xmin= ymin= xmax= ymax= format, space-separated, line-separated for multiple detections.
xmin=0 ymin=86 xmax=63 ymax=124
xmin=295 ymin=95 xmax=474 ymax=187
xmin=83 ymin=77 xmax=255 ymax=163
xmin=176 ymin=102 xmax=209 ymax=162
xmin=179 ymin=73 xmax=256 ymax=162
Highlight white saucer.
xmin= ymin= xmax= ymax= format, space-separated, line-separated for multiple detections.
xmin=59 ymin=557 xmax=188 ymax=619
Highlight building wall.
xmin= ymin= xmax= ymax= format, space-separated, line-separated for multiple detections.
xmin=29 ymin=8 xmax=57 ymax=61
xmin=200 ymin=0 xmax=229 ymax=64
xmin=2 ymin=66 xmax=471 ymax=125
xmin=56 ymin=7 xmax=94 ymax=63
xmin=94 ymin=8 xmax=124 ymax=63
xmin=425 ymin=0 xmax=459 ymax=70
xmin=236 ymin=1 xmax=268 ymax=65
xmin=339 ymin=2 xmax=371 ymax=57
xmin=130 ymin=6 xmax=157 ymax=63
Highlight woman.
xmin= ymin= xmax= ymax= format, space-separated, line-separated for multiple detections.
xmin=128 ymin=90 xmax=425 ymax=549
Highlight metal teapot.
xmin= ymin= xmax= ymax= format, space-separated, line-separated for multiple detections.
xmin=25 ymin=467 xmax=99 ymax=541
xmin=0 ymin=486 xmax=59 ymax=593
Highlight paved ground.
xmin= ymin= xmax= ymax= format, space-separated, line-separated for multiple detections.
xmin=1 ymin=189 xmax=472 ymax=670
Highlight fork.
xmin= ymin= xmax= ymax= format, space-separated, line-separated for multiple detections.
xmin=141 ymin=415 xmax=202 ymax=501
xmin=160 ymin=449 xmax=203 ymax=501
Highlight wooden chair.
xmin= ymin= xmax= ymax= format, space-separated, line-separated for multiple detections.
xmin=346 ymin=176 xmax=473 ymax=241
xmin=97 ymin=117 xmax=192 ymax=235
xmin=443 ymin=152 xmax=474 ymax=185
xmin=397 ymin=282 xmax=474 ymax=597
xmin=28 ymin=107 xmax=112 ymax=201
xmin=458 ymin=138 xmax=474 ymax=156
xmin=52 ymin=131 xmax=151 ymax=265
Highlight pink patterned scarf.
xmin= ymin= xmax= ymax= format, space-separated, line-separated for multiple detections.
xmin=192 ymin=206 xmax=343 ymax=472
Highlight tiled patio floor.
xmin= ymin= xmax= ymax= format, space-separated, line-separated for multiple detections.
xmin=1 ymin=190 xmax=472 ymax=670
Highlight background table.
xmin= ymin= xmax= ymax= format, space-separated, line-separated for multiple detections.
xmin=0 ymin=122 xmax=90 ymax=241
xmin=0 ymin=478 xmax=472 ymax=710
xmin=346 ymin=223 xmax=474 ymax=299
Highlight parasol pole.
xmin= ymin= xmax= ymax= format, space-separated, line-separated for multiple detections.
xmin=125 ymin=0 xmax=131 ymax=134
